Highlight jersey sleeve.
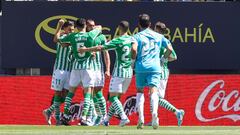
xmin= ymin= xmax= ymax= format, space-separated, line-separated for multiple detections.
xmin=101 ymin=35 xmax=107 ymax=45
xmin=103 ymin=39 xmax=118 ymax=50
xmin=59 ymin=33 xmax=72 ymax=43
xmin=88 ymin=28 xmax=101 ymax=40
xmin=161 ymin=37 xmax=171 ymax=48
xmin=169 ymin=47 xmax=177 ymax=59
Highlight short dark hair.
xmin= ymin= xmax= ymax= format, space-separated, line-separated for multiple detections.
xmin=118 ymin=20 xmax=129 ymax=33
xmin=62 ymin=20 xmax=74 ymax=28
xmin=87 ymin=19 xmax=95 ymax=25
xmin=138 ymin=14 xmax=151 ymax=28
xmin=155 ymin=21 xmax=167 ymax=34
xmin=75 ymin=18 xmax=86 ymax=28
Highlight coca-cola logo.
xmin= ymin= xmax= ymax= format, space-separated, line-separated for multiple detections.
xmin=195 ymin=80 xmax=240 ymax=122
xmin=55 ymin=102 xmax=83 ymax=121
xmin=123 ymin=95 xmax=137 ymax=116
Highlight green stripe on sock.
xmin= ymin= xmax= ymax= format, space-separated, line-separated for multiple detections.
xmin=64 ymin=92 xmax=74 ymax=115
xmin=96 ymin=91 xmax=106 ymax=116
xmin=54 ymin=95 xmax=61 ymax=121
xmin=82 ymin=93 xmax=91 ymax=116
xmin=159 ymin=98 xmax=177 ymax=112
xmin=46 ymin=104 xmax=55 ymax=114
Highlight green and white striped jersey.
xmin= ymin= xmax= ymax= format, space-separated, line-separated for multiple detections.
xmin=59 ymin=29 xmax=101 ymax=70
xmin=91 ymin=34 xmax=107 ymax=71
xmin=54 ymin=34 xmax=73 ymax=71
xmin=160 ymin=46 xmax=177 ymax=79
xmin=103 ymin=35 xmax=134 ymax=78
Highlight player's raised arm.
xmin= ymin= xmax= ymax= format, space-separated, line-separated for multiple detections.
xmin=53 ymin=19 xmax=65 ymax=43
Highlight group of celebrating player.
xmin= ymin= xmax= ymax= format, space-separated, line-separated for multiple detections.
xmin=42 ymin=13 xmax=185 ymax=129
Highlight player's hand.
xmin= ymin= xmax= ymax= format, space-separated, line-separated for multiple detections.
xmin=96 ymin=45 xmax=103 ymax=51
xmin=58 ymin=19 xmax=65 ymax=26
xmin=78 ymin=46 xmax=86 ymax=54
xmin=105 ymin=70 xmax=110 ymax=78
xmin=91 ymin=52 xmax=96 ymax=58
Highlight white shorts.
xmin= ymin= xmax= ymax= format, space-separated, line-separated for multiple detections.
xmin=93 ymin=70 xmax=105 ymax=87
xmin=109 ymin=77 xmax=132 ymax=93
xmin=69 ymin=69 xmax=94 ymax=88
xmin=51 ymin=69 xmax=70 ymax=91
xmin=158 ymin=79 xmax=168 ymax=98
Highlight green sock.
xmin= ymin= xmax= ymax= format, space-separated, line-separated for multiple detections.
xmin=110 ymin=96 xmax=126 ymax=119
xmin=107 ymin=103 xmax=115 ymax=121
xmin=93 ymin=96 xmax=101 ymax=116
xmin=60 ymin=97 xmax=65 ymax=103
xmin=64 ymin=92 xmax=74 ymax=115
xmin=96 ymin=91 xmax=107 ymax=116
xmin=46 ymin=104 xmax=55 ymax=114
xmin=54 ymin=95 xmax=61 ymax=121
xmin=159 ymin=97 xmax=177 ymax=112
xmin=82 ymin=93 xmax=91 ymax=116
xmin=87 ymin=97 xmax=94 ymax=118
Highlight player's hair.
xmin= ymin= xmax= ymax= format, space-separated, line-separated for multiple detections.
xmin=155 ymin=21 xmax=167 ymax=34
xmin=75 ymin=18 xmax=86 ymax=29
xmin=62 ymin=20 xmax=74 ymax=28
xmin=86 ymin=19 xmax=95 ymax=25
xmin=138 ymin=13 xmax=151 ymax=28
xmin=118 ymin=20 xmax=129 ymax=33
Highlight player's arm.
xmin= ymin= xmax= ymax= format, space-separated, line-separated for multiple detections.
xmin=53 ymin=19 xmax=65 ymax=43
xmin=161 ymin=37 xmax=173 ymax=59
xmin=101 ymin=36 xmax=110 ymax=78
xmin=168 ymin=47 xmax=177 ymax=62
xmin=78 ymin=38 xmax=116 ymax=53
xmin=78 ymin=45 xmax=103 ymax=54
xmin=131 ymin=39 xmax=138 ymax=60
xmin=103 ymin=50 xmax=110 ymax=78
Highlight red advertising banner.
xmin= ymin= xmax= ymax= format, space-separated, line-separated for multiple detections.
xmin=0 ymin=75 xmax=239 ymax=126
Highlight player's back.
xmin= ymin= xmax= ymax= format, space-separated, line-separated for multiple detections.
xmin=134 ymin=28 xmax=165 ymax=73
xmin=103 ymin=35 xmax=133 ymax=78
xmin=69 ymin=32 xmax=91 ymax=61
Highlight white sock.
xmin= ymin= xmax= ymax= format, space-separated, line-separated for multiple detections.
xmin=150 ymin=92 xmax=159 ymax=118
xmin=136 ymin=93 xmax=144 ymax=123
xmin=120 ymin=113 xmax=128 ymax=120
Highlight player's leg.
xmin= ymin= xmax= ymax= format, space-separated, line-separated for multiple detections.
xmin=49 ymin=70 xmax=69 ymax=125
xmin=158 ymin=78 xmax=184 ymax=126
xmin=81 ymin=87 xmax=92 ymax=123
xmin=93 ymin=70 xmax=107 ymax=125
xmin=86 ymin=96 xmax=94 ymax=126
xmin=105 ymin=77 xmax=131 ymax=127
xmin=147 ymin=73 xmax=160 ymax=129
xmin=135 ymin=73 xmax=146 ymax=129
xmin=43 ymin=96 xmax=54 ymax=125
xmin=118 ymin=78 xmax=132 ymax=126
xmin=61 ymin=72 xmax=70 ymax=104
xmin=62 ymin=70 xmax=80 ymax=124
xmin=81 ymin=69 xmax=94 ymax=124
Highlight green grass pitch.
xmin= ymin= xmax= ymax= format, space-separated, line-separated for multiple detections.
xmin=0 ymin=126 xmax=239 ymax=135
